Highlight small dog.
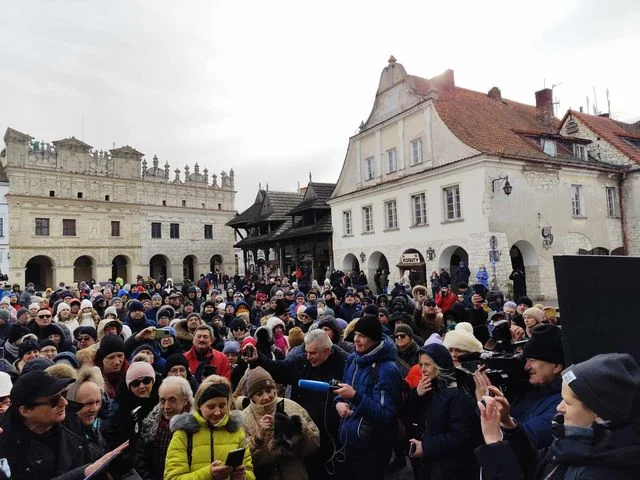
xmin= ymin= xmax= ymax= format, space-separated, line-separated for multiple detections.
xmin=269 ymin=400 xmax=304 ymax=456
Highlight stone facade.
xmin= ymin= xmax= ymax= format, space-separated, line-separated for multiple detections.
xmin=2 ymin=127 xmax=237 ymax=288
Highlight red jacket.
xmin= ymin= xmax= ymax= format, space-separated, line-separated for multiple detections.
xmin=436 ymin=291 xmax=458 ymax=313
xmin=184 ymin=346 xmax=231 ymax=381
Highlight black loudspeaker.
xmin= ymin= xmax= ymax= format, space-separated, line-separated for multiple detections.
xmin=554 ymin=255 xmax=640 ymax=365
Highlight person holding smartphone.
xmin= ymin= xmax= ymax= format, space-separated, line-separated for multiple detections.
xmin=165 ymin=375 xmax=254 ymax=480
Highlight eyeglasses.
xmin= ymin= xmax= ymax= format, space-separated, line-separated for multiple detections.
xmin=232 ymin=327 xmax=246 ymax=332
xmin=38 ymin=314 xmax=52 ymax=319
xmin=77 ymin=336 xmax=93 ymax=342
xmin=394 ymin=334 xmax=408 ymax=339
xmin=31 ymin=388 xmax=69 ymax=408
xmin=298 ymin=314 xmax=309 ymax=319
xmin=129 ymin=377 xmax=154 ymax=389
xmin=214 ymin=300 xmax=224 ymax=303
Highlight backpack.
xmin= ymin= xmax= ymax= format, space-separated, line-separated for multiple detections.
xmin=371 ymin=361 xmax=410 ymax=439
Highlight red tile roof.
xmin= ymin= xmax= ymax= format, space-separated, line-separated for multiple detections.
xmin=427 ymin=83 xmax=559 ymax=160
xmin=565 ymin=110 xmax=640 ymax=165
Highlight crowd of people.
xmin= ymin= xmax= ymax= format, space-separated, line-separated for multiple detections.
xmin=0 ymin=270 xmax=636 ymax=480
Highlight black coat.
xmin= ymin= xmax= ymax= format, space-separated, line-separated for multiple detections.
xmin=0 ymin=410 xmax=90 ymax=480
xmin=476 ymin=422 xmax=640 ymax=480
xmin=409 ymin=384 xmax=483 ymax=480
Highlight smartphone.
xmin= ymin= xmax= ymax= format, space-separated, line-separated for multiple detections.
xmin=408 ymin=442 xmax=417 ymax=456
xmin=472 ymin=284 xmax=487 ymax=300
xmin=154 ymin=329 xmax=171 ymax=339
xmin=225 ymin=447 xmax=246 ymax=468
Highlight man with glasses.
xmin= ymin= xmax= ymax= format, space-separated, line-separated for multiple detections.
xmin=74 ymin=326 xmax=97 ymax=350
xmin=0 ymin=371 xmax=122 ymax=479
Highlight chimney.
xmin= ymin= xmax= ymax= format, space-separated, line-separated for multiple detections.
xmin=535 ymin=88 xmax=554 ymax=128
xmin=488 ymin=87 xmax=501 ymax=100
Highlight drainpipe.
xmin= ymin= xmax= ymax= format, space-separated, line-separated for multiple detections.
xmin=619 ymin=172 xmax=630 ymax=255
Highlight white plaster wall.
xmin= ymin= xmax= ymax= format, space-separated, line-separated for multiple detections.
xmin=0 ymin=182 xmax=9 ymax=276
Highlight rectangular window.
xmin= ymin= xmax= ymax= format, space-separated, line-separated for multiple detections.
xmin=605 ymin=187 xmax=618 ymax=217
xmin=181 ymin=200 xmax=186 ymax=207
xmin=111 ymin=221 xmax=120 ymax=237
xmin=362 ymin=205 xmax=374 ymax=233
xmin=412 ymin=193 xmax=427 ymax=226
xmin=410 ymin=139 xmax=423 ymax=166
xmin=443 ymin=185 xmax=462 ymax=221
xmin=573 ymin=144 xmax=587 ymax=160
xmin=170 ymin=223 xmax=180 ymax=239
xmin=387 ymin=148 xmax=397 ymax=173
xmin=542 ymin=138 xmax=557 ymax=157
xmin=364 ymin=156 xmax=375 ymax=181
xmin=77 ymin=192 xmax=83 ymax=199
xmin=571 ymin=185 xmax=584 ymax=216
xmin=384 ymin=200 xmax=398 ymax=229
xmin=218 ymin=203 xmax=222 ymax=210
xmin=0 ymin=218 xmax=3 ymax=238
xmin=204 ymin=224 xmax=213 ymax=239
xmin=35 ymin=218 xmax=50 ymax=236
xmin=62 ymin=219 xmax=76 ymax=236
xmin=343 ymin=210 xmax=352 ymax=235
xmin=151 ymin=222 xmax=162 ymax=239
xmin=49 ymin=191 xmax=55 ymax=197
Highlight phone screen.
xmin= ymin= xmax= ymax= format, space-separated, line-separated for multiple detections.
xmin=225 ymin=447 xmax=246 ymax=468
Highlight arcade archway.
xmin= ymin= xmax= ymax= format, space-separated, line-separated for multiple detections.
xmin=25 ymin=255 xmax=54 ymax=290
xmin=112 ymin=255 xmax=129 ymax=283
xmin=73 ymin=255 xmax=95 ymax=282
xmin=149 ymin=254 xmax=170 ymax=280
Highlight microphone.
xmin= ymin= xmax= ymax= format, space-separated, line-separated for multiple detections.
xmin=298 ymin=379 xmax=340 ymax=392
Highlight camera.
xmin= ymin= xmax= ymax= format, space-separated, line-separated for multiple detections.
xmin=455 ymin=320 xmax=529 ymax=399
xmin=328 ymin=379 xmax=341 ymax=389
xmin=242 ymin=344 xmax=255 ymax=359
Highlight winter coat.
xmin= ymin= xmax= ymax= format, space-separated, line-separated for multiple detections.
xmin=511 ymin=378 xmax=562 ymax=449
xmin=396 ymin=340 xmax=420 ymax=378
xmin=184 ymin=346 xmax=231 ymax=382
xmin=124 ymin=313 xmax=156 ymax=335
xmin=455 ymin=265 xmax=471 ymax=284
xmin=336 ymin=335 xmax=403 ymax=450
xmin=0 ymin=410 xmax=90 ymax=480
xmin=435 ymin=291 xmax=458 ymax=313
xmin=242 ymin=397 xmax=320 ymax=480
xmin=337 ymin=302 xmax=360 ymax=322
xmin=476 ymin=422 xmax=640 ymax=480
xmin=476 ymin=268 xmax=489 ymax=289
xmin=165 ymin=410 xmax=255 ymax=480
xmin=409 ymin=385 xmax=482 ymax=480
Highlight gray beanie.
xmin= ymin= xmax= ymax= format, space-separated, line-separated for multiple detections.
xmin=562 ymin=353 xmax=640 ymax=423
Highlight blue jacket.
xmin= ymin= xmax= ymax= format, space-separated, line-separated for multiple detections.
xmin=124 ymin=313 xmax=157 ymax=335
xmin=511 ymin=378 xmax=562 ymax=449
xmin=476 ymin=269 xmax=489 ymax=288
xmin=337 ymin=303 xmax=360 ymax=322
xmin=336 ymin=335 xmax=402 ymax=450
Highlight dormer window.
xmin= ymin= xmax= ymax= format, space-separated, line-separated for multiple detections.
xmin=542 ymin=139 xmax=556 ymax=157
xmin=573 ymin=144 xmax=587 ymax=160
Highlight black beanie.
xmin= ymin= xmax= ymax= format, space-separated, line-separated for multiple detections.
xmin=353 ymin=314 xmax=382 ymax=342
xmin=97 ymin=335 xmax=125 ymax=361
xmin=18 ymin=341 xmax=40 ymax=359
xmin=8 ymin=325 xmax=30 ymax=344
xmin=363 ymin=304 xmax=379 ymax=316
xmin=562 ymin=353 xmax=640 ymax=423
xmin=523 ymin=324 xmax=564 ymax=365
xmin=517 ymin=296 xmax=533 ymax=308
xmin=165 ymin=353 xmax=190 ymax=375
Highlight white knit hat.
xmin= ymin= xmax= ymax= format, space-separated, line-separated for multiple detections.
xmin=80 ymin=299 xmax=93 ymax=310
xmin=57 ymin=302 xmax=70 ymax=314
xmin=443 ymin=329 xmax=483 ymax=353
xmin=455 ymin=322 xmax=474 ymax=335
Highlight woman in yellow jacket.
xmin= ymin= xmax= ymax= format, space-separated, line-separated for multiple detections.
xmin=164 ymin=375 xmax=255 ymax=480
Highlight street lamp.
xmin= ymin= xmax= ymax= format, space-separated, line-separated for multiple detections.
xmin=491 ymin=176 xmax=512 ymax=196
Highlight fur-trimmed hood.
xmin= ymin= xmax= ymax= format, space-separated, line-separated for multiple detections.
xmin=412 ymin=284 xmax=429 ymax=301
xmin=171 ymin=318 xmax=193 ymax=342
xmin=170 ymin=409 xmax=243 ymax=434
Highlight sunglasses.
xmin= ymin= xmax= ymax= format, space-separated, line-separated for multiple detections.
xmin=129 ymin=377 xmax=154 ymax=389
xmin=214 ymin=300 xmax=224 ymax=303
xmin=38 ymin=314 xmax=52 ymax=319
xmin=394 ymin=334 xmax=408 ymax=339
xmin=31 ymin=387 xmax=69 ymax=408
xmin=77 ymin=336 xmax=93 ymax=342
xmin=232 ymin=327 xmax=246 ymax=332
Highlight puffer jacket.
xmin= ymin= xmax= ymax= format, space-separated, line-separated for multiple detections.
xmin=242 ymin=397 xmax=319 ymax=480
xmin=511 ymin=378 xmax=562 ymax=449
xmin=165 ymin=410 xmax=255 ymax=480
xmin=476 ymin=422 xmax=640 ymax=479
xmin=335 ymin=334 xmax=402 ymax=450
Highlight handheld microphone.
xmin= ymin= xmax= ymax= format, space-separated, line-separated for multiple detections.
xmin=298 ymin=379 xmax=340 ymax=392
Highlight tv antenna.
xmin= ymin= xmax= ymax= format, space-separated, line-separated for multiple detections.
xmin=551 ymin=82 xmax=563 ymax=115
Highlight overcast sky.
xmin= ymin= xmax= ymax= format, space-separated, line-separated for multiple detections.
xmin=1 ymin=0 xmax=638 ymax=210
